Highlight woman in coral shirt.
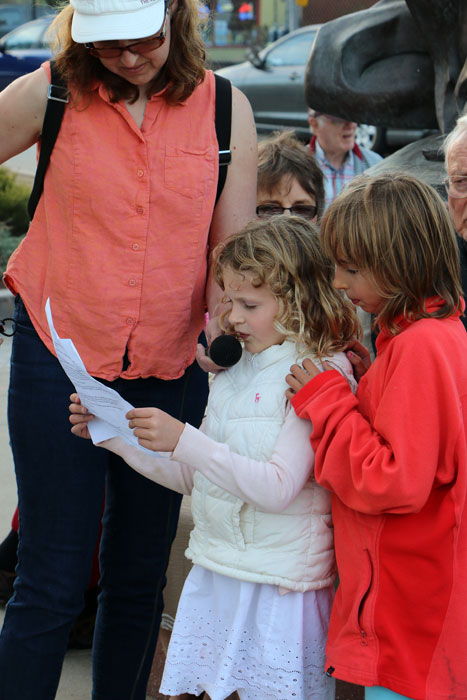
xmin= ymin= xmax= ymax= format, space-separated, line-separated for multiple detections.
xmin=0 ymin=1 xmax=257 ymax=698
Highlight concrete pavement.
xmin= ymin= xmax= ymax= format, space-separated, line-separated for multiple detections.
xmin=3 ymin=145 xmax=37 ymax=181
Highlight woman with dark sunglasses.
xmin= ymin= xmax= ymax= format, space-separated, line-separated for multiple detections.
xmin=0 ymin=1 xmax=257 ymax=698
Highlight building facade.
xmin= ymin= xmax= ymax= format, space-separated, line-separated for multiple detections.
xmin=205 ymin=0 xmax=376 ymax=50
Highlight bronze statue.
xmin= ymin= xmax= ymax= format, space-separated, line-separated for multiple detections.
xmin=304 ymin=0 xmax=467 ymax=190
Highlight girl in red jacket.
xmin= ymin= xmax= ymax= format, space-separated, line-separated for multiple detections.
xmin=286 ymin=172 xmax=467 ymax=700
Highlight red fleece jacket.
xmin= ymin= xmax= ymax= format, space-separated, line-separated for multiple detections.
xmin=292 ymin=302 xmax=467 ymax=700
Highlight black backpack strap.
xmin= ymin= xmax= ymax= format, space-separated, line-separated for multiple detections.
xmin=214 ymin=73 xmax=232 ymax=205
xmin=28 ymin=69 xmax=227 ymax=216
xmin=27 ymin=60 xmax=69 ymax=220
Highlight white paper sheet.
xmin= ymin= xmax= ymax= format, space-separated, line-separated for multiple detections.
xmin=45 ymin=298 xmax=167 ymax=456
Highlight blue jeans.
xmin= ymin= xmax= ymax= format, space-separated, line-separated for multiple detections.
xmin=0 ymin=297 xmax=208 ymax=700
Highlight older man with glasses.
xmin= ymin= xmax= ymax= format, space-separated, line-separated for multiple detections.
xmin=307 ymin=108 xmax=382 ymax=210
xmin=444 ymin=114 xmax=467 ymax=329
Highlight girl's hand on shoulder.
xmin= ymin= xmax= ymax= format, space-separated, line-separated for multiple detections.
xmin=69 ymin=393 xmax=94 ymax=440
xmin=285 ymin=358 xmax=329 ymax=400
xmin=126 ymin=407 xmax=185 ymax=452
xmin=344 ymin=338 xmax=372 ymax=382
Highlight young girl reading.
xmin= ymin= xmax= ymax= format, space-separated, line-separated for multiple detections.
xmin=70 ymin=215 xmax=359 ymax=700
xmin=286 ymin=172 xmax=467 ymax=700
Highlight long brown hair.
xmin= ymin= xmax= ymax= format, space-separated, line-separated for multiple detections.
xmin=321 ymin=172 xmax=463 ymax=335
xmin=212 ymin=216 xmax=360 ymax=359
xmin=50 ymin=0 xmax=206 ymax=104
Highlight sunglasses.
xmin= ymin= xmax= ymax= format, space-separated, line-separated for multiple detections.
xmin=84 ymin=9 xmax=168 ymax=58
xmin=0 ymin=318 xmax=16 ymax=337
xmin=256 ymin=204 xmax=317 ymax=220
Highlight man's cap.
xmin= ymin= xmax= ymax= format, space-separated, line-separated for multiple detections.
xmin=70 ymin=0 xmax=166 ymax=43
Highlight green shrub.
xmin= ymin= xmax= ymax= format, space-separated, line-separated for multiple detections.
xmin=0 ymin=168 xmax=30 ymax=278
xmin=0 ymin=224 xmax=25 ymax=278
xmin=0 ymin=168 xmax=30 ymax=237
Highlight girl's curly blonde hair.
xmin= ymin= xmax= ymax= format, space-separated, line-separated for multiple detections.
xmin=212 ymin=215 xmax=360 ymax=359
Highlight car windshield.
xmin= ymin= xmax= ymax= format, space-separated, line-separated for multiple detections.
xmin=3 ymin=20 xmax=49 ymax=50
xmin=265 ymin=31 xmax=317 ymax=67
xmin=0 ymin=7 xmax=24 ymax=31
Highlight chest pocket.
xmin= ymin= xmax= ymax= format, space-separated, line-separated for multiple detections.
xmin=164 ymin=145 xmax=215 ymax=199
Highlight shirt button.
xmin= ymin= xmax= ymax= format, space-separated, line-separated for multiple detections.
xmin=126 ymin=317 xmax=134 ymax=326
xmin=132 ymin=243 xmax=140 ymax=251
xmin=128 ymin=279 xmax=136 ymax=286
xmin=136 ymin=206 xmax=144 ymax=215
xmin=137 ymin=169 xmax=144 ymax=177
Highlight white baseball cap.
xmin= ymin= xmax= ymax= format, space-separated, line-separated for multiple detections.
xmin=70 ymin=0 xmax=166 ymax=43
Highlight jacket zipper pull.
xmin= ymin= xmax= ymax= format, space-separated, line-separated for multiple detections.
xmin=326 ymin=666 xmax=335 ymax=677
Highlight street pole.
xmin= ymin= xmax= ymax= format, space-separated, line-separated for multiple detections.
xmin=286 ymin=0 xmax=298 ymax=31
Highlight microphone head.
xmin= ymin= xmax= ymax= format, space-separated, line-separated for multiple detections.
xmin=208 ymin=334 xmax=243 ymax=368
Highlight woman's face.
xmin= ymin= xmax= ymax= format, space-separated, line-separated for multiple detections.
xmin=93 ymin=8 xmax=172 ymax=90
xmin=257 ymin=176 xmax=318 ymax=222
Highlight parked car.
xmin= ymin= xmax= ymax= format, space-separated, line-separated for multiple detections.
xmin=0 ymin=3 xmax=53 ymax=36
xmin=216 ymin=25 xmax=321 ymax=138
xmin=216 ymin=25 xmax=437 ymax=154
xmin=0 ymin=14 xmax=55 ymax=91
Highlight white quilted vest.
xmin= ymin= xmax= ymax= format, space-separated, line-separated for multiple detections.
xmin=186 ymin=341 xmax=336 ymax=591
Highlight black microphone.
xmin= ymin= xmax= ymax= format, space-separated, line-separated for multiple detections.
xmin=208 ymin=334 xmax=242 ymax=368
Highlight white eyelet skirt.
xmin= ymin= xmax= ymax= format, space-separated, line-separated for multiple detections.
xmin=160 ymin=564 xmax=335 ymax=700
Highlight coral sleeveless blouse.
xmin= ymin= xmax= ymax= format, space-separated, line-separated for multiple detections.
xmin=4 ymin=66 xmax=218 ymax=380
